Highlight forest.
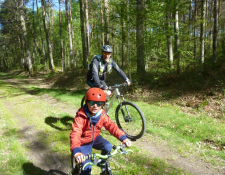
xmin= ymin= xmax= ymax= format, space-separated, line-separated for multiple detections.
xmin=1 ymin=1 xmax=225 ymax=174
xmin=0 ymin=0 xmax=224 ymax=77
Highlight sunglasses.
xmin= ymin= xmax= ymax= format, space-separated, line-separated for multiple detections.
xmin=89 ymin=101 xmax=104 ymax=107
xmin=103 ymin=52 xmax=111 ymax=56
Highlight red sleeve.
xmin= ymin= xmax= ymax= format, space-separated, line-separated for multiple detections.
xmin=103 ymin=114 xmax=125 ymax=140
xmin=70 ymin=113 xmax=85 ymax=152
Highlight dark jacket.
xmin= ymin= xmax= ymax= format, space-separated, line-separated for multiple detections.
xmin=87 ymin=55 xmax=128 ymax=90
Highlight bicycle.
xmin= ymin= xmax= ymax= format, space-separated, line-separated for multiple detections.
xmin=81 ymin=82 xmax=146 ymax=141
xmin=70 ymin=143 xmax=133 ymax=175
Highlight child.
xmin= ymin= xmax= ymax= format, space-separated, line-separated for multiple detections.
xmin=70 ymin=88 xmax=131 ymax=175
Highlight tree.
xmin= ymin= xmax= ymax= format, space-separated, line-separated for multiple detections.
xmin=19 ymin=0 xmax=33 ymax=75
xmin=59 ymin=0 xmax=64 ymax=72
xmin=213 ymin=0 xmax=218 ymax=63
xmin=66 ymin=0 xmax=73 ymax=68
xmin=200 ymin=0 xmax=206 ymax=64
xmin=194 ymin=0 xmax=198 ymax=60
xmin=41 ymin=0 xmax=55 ymax=71
xmin=85 ymin=0 xmax=90 ymax=62
xmin=79 ymin=0 xmax=88 ymax=68
xmin=174 ymin=1 xmax=180 ymax=74
xmin=36 ymin=0 xmax=46 ymax=65
xmin=165 ymin=0 xmax=173 ymax=67
xmin=136 ymin=0 xmax=145 ymax=75
xmin=104 ymin=0 xmax=109 ymax=44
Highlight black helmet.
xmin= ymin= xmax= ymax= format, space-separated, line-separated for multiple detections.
xmin=102 ymin=45 xmax=112 ymax=53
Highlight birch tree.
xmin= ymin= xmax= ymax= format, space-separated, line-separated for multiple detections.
xmin=165 ymin=0 xmax=173 ymax=67
xmin=200 ymin=0 xmax=206 ymax=64
xmin=174 ymin=1 xmax=180 ymax=74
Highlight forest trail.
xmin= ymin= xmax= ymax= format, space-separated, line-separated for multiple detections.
xmin=1 ymin=76 xmax=224 ymax=175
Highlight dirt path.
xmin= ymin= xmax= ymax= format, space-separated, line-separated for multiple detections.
xmin=2 ymin=77 xmax=225 ymax=175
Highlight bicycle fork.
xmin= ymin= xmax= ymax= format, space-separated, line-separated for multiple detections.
xmin=118 ymin=96 xmax=133 ymax=122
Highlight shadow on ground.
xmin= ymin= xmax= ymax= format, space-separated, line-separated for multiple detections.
xmin=45 ymin=116 xmax=74 ymax=131
xmin=22 ymin=162 xmax=68 ymax=175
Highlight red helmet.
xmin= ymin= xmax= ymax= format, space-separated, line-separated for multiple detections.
xmin=85 ymin=88 xmax=106 ymax=103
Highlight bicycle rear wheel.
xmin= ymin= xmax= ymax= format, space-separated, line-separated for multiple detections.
xmin=81 ymin=96 xmax=85 ymax=108
xmin=115 ymin=101 xmax=146 ymax=140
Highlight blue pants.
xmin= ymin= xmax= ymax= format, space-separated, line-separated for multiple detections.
xmin=80 ymin=135 xmax=112 ymax=175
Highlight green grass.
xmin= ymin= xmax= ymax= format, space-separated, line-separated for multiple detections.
xmin=0 ymin=79 xmax=189 ymax=175
xmin=0 ymin=101 xmax=30 ymax=174
xmin=1 ymin=71 xmax=225 ymax=174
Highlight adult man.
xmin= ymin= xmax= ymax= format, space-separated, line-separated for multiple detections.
xmin=87 ymin=45 xmax=130 ymax=96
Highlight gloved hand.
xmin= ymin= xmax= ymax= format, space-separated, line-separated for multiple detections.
xmin=126 ymin=79 xmax=131 ymax=86
xmin=74 ymin=152 xmax=86 ymax=163
xmin=123 ymin=139 xmax=132 ymax=147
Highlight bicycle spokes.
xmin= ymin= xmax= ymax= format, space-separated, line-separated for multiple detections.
xmin=116 ymin=101 xmax=146 ymax=140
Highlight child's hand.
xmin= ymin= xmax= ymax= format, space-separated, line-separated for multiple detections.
xmin=74 ymin=152 xmax=86 ymax=163
xmin=123 ymin=139 xmax=132 ymax=147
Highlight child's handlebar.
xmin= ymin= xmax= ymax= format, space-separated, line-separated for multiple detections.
xmin=82 ymin=143 xmax=131 ymax=170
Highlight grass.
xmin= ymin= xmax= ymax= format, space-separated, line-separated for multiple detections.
xmin=0 ymin=98 xmax=30 ymax=174
xmin=1 ymin=70 xmax=225 ymax=174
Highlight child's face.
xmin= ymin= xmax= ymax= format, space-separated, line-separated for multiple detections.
xmin=87 ymin=101 xmax=104 ymax=115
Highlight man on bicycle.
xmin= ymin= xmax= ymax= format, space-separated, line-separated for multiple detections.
xmin=87 ymin=45 xmax=131 ymax=97
xmin=70 ymin=88 xmax=131 ymax=175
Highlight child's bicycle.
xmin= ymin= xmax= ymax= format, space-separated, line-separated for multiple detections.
xmin=70 ymin=143 xmax=132 ymax=175
xmin=81 ymin=82 xmax=146 ymax=141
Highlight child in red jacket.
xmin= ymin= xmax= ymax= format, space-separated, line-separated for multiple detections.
xmin=70 ymin=88 xmax=131 ymax=175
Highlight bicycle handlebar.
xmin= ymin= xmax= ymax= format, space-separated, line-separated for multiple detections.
xmin=108 ymin=82 xmax=128 ymax=90
xmin=83 ymin=143 xmax=131 ymax=170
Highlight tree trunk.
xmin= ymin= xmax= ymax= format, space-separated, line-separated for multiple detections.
xmin=36 ymin=0 xmax=46 ymax=65
xmin=59 ymin=0 xmax=64 ymax=72
xmin=166 ymin=0 xmax=173 ymax=67
xmin=41 ymin=0 xmax=55 ymax=71
xmin=69 ymin=0 xmax=76 ymax=67
xmin=174 ymin=1 xmax=180 ymax=74
xmin=28 ymin=22 xmax=42 ymax=59
xmin=104 ymin=0 xmax=109 ymax=44
xmin=127 ymin=0 xmax=132 ymax=83
xmin=121 ymin=1 xmax=126 ymax=67
xmin=200 ymin=0 xmax=206 ymax=64
xmin=85 ymin=0 xmax=90 ymax=62
xmin=66 ymin=0 xmax=73 ymax=68
xmin=101 ymin=2 xmax=104 ymax=45
xmin=19 ymin=0 xmax=33 ymax=76
xmin=213 ymin=0 xmax=218 ymax=63
xmin=136 ymin=0 xmax=145 ymax=75
xmin=79 ymin=0 xmax=88 ymax=68
xmin=194 ymin=0 xmax=198 ymax=60
xmin=209 ymin=0 xmax=213 ymax=53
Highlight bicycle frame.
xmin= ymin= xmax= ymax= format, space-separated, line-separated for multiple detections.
xmin=104 ymin=88 xmax=124 ymax=114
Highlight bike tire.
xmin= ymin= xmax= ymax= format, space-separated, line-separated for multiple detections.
xmin=81 ymin=96 xmax=85 ymax=108
xmin=115 ymin=101 xmax=146 ymax=140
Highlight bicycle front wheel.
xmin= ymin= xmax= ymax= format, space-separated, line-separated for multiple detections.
xmin=115 ymin=101 xmax=146 ymax=140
